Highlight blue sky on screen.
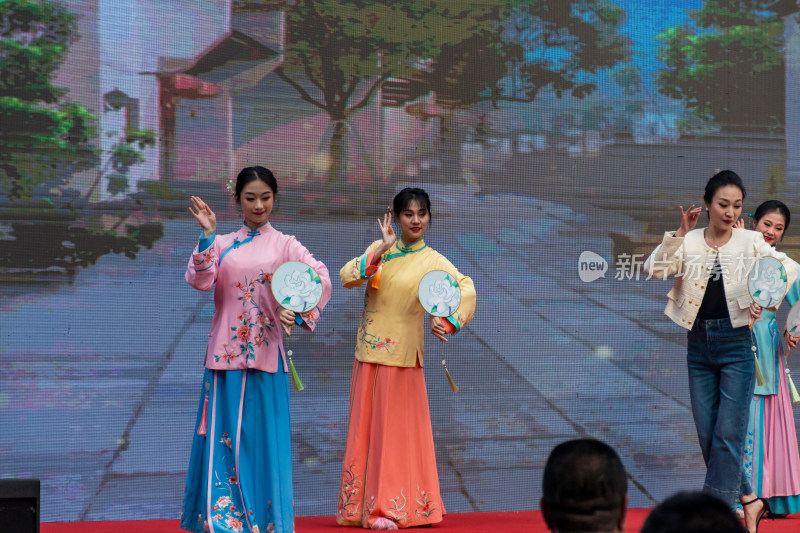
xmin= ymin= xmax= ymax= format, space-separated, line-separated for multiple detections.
xmin=615 ymin=0 xmax=701 ymax=78
xmin=508 ymin=0 xmax=700 ymax=98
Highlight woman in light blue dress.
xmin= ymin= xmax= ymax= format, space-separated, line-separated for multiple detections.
xmin=743 ymin=200 xmax=800 ymax=518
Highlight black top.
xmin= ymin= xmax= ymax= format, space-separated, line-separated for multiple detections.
xmin=696 ymin=258 xmax=728 ymax=320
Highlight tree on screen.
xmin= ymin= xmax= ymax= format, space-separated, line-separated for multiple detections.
xmin=428 ymin=2 xmax=630 ymax=108
xmin=235 ymin=0 xmax=630 ymax=183
xmin=0 ymin=0 xmax=97 ymax=201
xmin=656 ymin=0 xmax=799 ymax=130
xmin=0 ymin=0 xmax=163 ymax=278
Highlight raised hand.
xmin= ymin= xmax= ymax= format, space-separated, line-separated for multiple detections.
xmin=734 ymin=219 xmax=745 ymax=229
xmin=376 ymin=213 xmax=396 ymax=254
xmin=189 ymin=196 xmax=217 ymax=237
xmin=676 ymin=204 xmax=703 ymax=237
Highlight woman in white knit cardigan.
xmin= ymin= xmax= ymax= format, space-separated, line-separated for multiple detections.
xmin=644 ymin=170 xmax=797 ymax=533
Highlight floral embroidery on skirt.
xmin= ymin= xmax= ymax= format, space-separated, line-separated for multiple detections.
xmin=337 ymin=361 xmax=445 ymax=528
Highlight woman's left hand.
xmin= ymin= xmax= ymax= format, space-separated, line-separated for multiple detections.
xmin=749 ymin=302 xmax=762 ymax=321
xmin=734 ymin=219 xmax=745 ymax=229
xmin=431 ymin=315 xmax=449 ymax=342
xmin=279 ymin=308 xmax=296 ymax=336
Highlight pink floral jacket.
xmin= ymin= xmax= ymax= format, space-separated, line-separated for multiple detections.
xmin=186 ymin=222 xmax=332 ymax=372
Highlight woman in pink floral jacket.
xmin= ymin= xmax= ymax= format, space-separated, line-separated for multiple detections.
xmin=180 ymin=166 xmax=331 ymax=533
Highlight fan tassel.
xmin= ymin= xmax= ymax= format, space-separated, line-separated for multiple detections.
xmin=288 ymin=350 xmax=305 ymax=392
xmin=442 ymin=360 xmax=458 ymax=393
xmin=787 ymin=368 xmax=800 ymax=404
xmin=755 ymin=353 xmax=765 ymax=388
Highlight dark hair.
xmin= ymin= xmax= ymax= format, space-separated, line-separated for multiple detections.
xmin=704 ymin=170 xmax=746 ymax=205
xmin=752 ymin=200 xmax=791 ymax=236
xmin=640 ymin=491 xmax=744 ymax=533
xmin=542 ymin=439 xmax=627 ymax=532
xmin=392 ymin=187 xmax=431 ymax=217
xmin=234 ymin=166 xmax=277 ymax=201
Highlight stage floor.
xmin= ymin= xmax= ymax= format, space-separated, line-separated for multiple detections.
xmin=39 ymin=509 xmax=800 ymax=532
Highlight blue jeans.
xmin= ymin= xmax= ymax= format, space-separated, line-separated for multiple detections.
xmin=687 ymin=318 xmax=755 ymax=507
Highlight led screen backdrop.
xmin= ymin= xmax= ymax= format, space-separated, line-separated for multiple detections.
xmin=2 ymin=0 xmax=800 ymax=522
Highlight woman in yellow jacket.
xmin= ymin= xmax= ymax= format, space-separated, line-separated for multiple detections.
xmin=336 ymin=188 xmax=476 ymax=530
xmin=644 ymin=170 xmax=797 ymax=533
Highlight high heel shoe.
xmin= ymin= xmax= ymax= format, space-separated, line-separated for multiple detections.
xmin=741 ymin=497 xmax=771 ymax=533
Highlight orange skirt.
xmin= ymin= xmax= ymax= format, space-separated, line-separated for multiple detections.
xmin=337 ymin=359 xmax=444 ymax=529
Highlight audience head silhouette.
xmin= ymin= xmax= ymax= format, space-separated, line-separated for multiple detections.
xmin=640 ymin=491 xmax=745 ymax=533
xmin=541 ymin=438 xmax=628 ymax=533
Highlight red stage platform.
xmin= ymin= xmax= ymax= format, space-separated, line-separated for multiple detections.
xmin=39 ymin=509 xmax=800 ymax=532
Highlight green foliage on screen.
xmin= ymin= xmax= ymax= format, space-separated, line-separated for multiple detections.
xmin=656 ymin=0 xmax=797 ymax=129
xmin=0 ymin=0 xmax=98 ymax=200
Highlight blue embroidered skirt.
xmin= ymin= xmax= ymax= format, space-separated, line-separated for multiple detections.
xmin=181 ymin=367 xmax=293 ymax=533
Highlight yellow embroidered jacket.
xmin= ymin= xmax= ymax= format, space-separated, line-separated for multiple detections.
xmin=340 ymin=238 xmax=476 ymax=367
